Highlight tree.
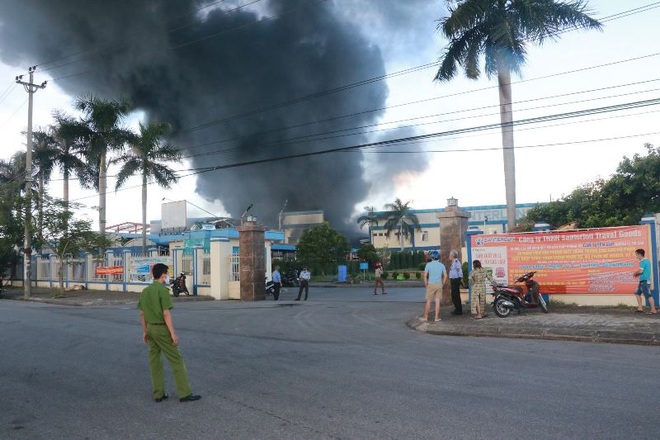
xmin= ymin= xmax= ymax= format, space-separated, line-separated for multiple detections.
xmin=114 ymin=121 xmax=181 ymax=253
xmin=357 ymin=205 xmax=380 ymax=229
xmin=74 ymin=95 xmax=132 ymax=235
xmin=34 ymin=197 xmax=112 ymax=291
xmin=356 ymin=243 xmax=379 ymax=268
xmin=31 ymin=129 xmax=58 ymax=231
xmin=381 ymin=198 xmax=421 ymax=250
xmin=0 ymin=155 xmax=25 ymax=280
xmin=523 ymin=144 xmax=660 ymax=228
xmin=296 ymin=222 xmax=350 ymax=275
xmin=50 ymin=111 xmax=94 ymax=207
xmin=435 ymin=0 xmax=602 ymax=230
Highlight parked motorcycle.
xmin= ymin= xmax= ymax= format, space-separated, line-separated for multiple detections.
xmin=281 ymin=268 xmax=299 ymax=287
xmin=491 ymin=271 xmax=548 ymax=318
xmin=265 ymin=278 xmax=276 ymax=296
xmin=170 ymin=272 xmax=190 ymax=297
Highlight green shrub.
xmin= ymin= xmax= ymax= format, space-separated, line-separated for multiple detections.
xmin=418 ymin=262 xmax=426 ymax=271
xmin=392 ymin=271 xmax=399 ymax=280
xmin=396 ymin=273 xmax=405 ymax=281
xmin=415 ymin=272 xmax=421 ymax=280
xmin=382 ymin=272 xmax=390 ymax=280
xmin=403 ymin=272 xmax=410 ymax=280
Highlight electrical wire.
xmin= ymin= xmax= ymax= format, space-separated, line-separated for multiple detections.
xmin=57 ymin=95 xmax=660 ymax=204
xmin=175 ymin=77 xmax=660 ymax=160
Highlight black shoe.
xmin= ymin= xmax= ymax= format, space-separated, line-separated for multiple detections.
xmin=179 ymin=394 xmax=202 ymax=402
xmin=155 ymin=394 xmax=169 ymax=403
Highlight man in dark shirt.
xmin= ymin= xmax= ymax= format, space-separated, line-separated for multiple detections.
xmin=138 ymin=263 xmax=201 ymax=403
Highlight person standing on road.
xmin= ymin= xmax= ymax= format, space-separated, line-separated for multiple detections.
xmin=296 ymin=266 xmax=311 ymax=301
xmin=373 ymin=262 xmax=386 ymax=295
xmin=272 ymin=265 xmax=282 ymax=301
xmin=468 ymin=260 xmax=494 ymax=320
xmin=449 ymin=250 xmax=463 ymax=315
xmin=633 ymin=249 xmax=657 ymax=315
xmin=422 ymin=250 xmax=447 ymax=322
xmin=138 ymin=263 xmax=201 ymax=403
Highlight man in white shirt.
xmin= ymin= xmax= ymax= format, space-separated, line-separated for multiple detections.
xmin=296 ymin=267 xmax=311 ymax=301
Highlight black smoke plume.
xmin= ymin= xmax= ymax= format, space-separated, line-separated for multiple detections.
xmin=0 ymin=0 xmax=433 ymax=229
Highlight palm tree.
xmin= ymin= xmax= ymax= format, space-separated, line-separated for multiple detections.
xmin=435 ymin=0 xmax=602 ymax=230
xmin=114 ymin=121 xmax=181 ymax=253
xmin=50 ymin=111 xmax=94 ymax=207
xmin=357 ymin=205 xmax=380 ymax=242
xmin=381 ymin=198 xmax=421 ymax=251
xmin=75 ymin=95 xmax=132 ymax=235
xmin=31 ymin=129 xmax=58 ymax=231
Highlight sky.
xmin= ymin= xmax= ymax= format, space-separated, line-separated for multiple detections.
xmin=0 ymin=0 xmax=659 ymax=233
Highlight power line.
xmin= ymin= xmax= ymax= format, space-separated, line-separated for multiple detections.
xmin=176 ymin=77 xmax=660 ymax=161
xmin=360 ymin=131 xmax=660 ymax=155
xmin=58 ymin=95 xmax=660 ymax=203
xmin=0 ymin=98 xmax=28 ymax=129
xmin=43 ymin=1 xmax=659 ymax=131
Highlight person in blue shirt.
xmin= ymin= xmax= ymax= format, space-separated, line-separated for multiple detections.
xmin=633 ymin=249 xmax=656 ymax=314
xmin=272 ymin=266 xmax=282 ymax=301
xmin=422 ymin=250 xmax=447 ymax=322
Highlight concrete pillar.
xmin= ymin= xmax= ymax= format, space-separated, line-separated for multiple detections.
xmin=238 ymin=220 xmax=267 ymax=301
xmin=436 ymin=197 xmax=471 ymax=305
xmin=210 ymin=238 xmax=231 ymax=300
xmin=192 ymin=245 xmax=203 ymax=296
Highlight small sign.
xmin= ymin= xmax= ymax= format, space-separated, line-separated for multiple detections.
xmin=359 ymin=262 xmax=369 ymax=270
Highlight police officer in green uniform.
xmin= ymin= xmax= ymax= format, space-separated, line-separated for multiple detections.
xmin=138 ymin=263 xmax=201 ymax=403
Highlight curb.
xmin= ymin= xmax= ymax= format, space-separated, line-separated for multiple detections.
xmin=406 ymin=317 xmax=660 ymax=346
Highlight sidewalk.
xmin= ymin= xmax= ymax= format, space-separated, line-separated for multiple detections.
xmin=407 ymin=306 xmax=660 ymax=346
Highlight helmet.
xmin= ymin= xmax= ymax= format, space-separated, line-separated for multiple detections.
xmin=429 ymin=250 xmax=440 ymax=261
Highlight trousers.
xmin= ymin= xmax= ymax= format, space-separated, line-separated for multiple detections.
xmin=296 ymin=280 xmax=309 ymax=300
xmin=450 ymin=278 xmax=462 ymax=313
xmin=146 ymin=324 xmax=192 ymax=399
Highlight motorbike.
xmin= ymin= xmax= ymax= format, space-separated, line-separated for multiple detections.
xmin=170 ymin=272 xmax=190 ymax=297
xmin=281 ymin=268 xmax=299 ymax=287
xmin=265 ymin=278 xmax=276 ymax=296
xmin=491 ymin=271 xmax=548 ymax=318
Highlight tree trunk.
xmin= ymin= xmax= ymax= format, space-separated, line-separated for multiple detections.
xmin=141 ymin=171 xmax=147 ymax=254
xmin=497 ymin=68 xmax=517 ymax=231
xmin=63 ymin=169 xmax=69 ymax=207
xmin=58 ymin=257 xmax=65 ymax=290
xmin=38 ymin=173 xmax=44 ymax=232
xmin=99 ymin=151 xmax=107 ymax=235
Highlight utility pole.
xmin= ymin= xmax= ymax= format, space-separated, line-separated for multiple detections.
xmin=16 ymin=66 xmax=47 ymax=299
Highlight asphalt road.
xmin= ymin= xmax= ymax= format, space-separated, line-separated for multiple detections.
xmin=1 ymin=287 xmax=658 ymax=440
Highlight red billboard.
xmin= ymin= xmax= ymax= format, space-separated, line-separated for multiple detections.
xmin=95 ymin=266 xmax=124 ymax=276
xmin=469 ymin=225 xmax=652 ymax=294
